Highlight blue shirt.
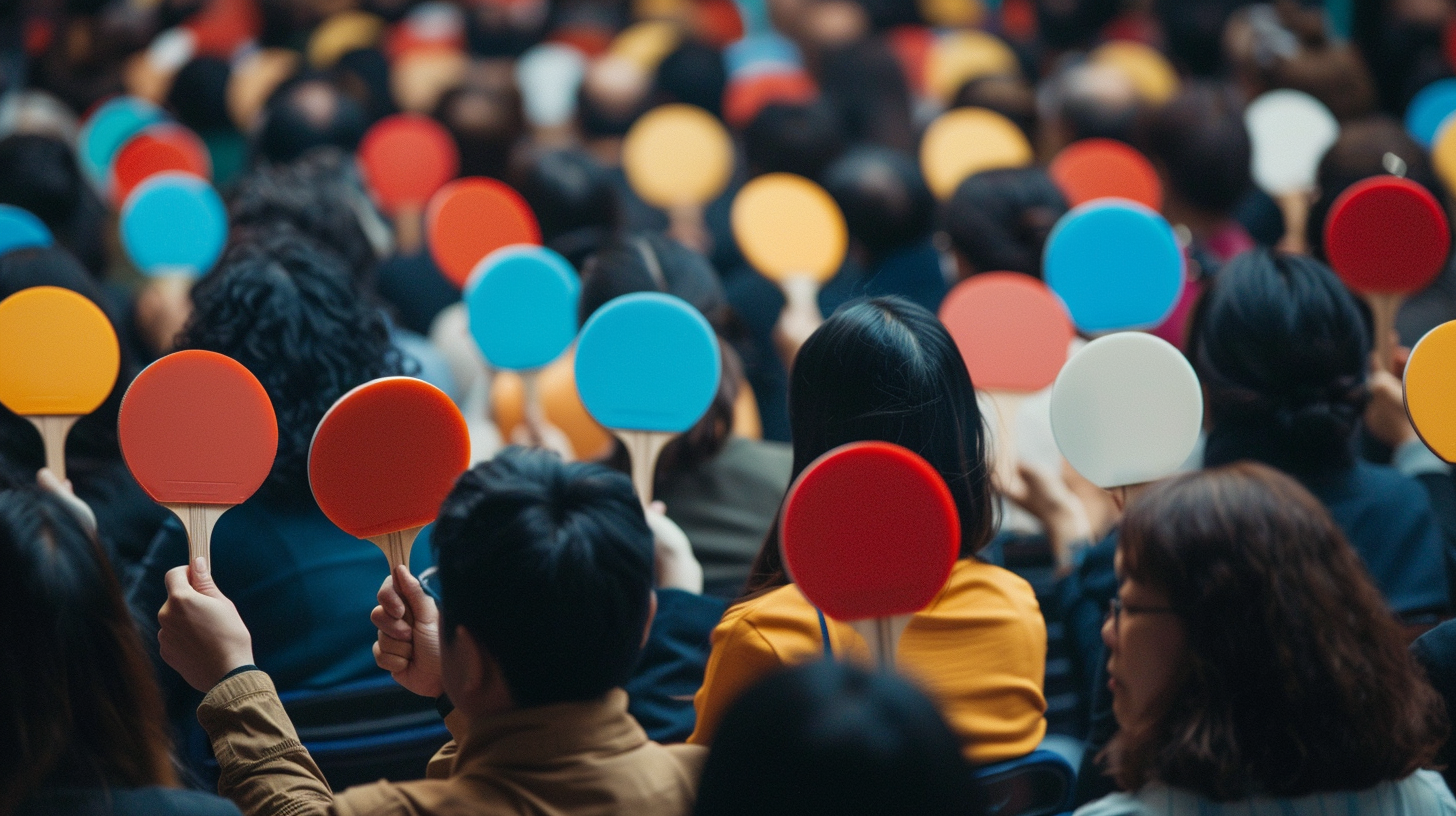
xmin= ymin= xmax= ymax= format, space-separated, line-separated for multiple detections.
xmin=1075 ymin=771 xmax=1456 ymax=816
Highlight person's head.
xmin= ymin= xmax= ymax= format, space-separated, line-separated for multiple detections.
xmin=654 ymin=41 xmax=727 ymax=118
xmin=823 ymin=146 xmax=935 ymax=265
xmin=254 ymin=75 xmax=368 ymax=165
xmin=430 ymin=447 xmax=655 ymax=712
xmin=1306 ymin=117 xmax=1443 ymax=259
xmin=1103 ymin=463 xmax=1446 ymax=799
xmin=1140 ymin=82 xmax=1251 ymax=220
xmin=746 ymin=297 xmax=994 ymax=595
xmin=0 ymin=134 xmax=107 ymax=275
xmin=579 ymin=232 xmax=744 ymax=477
xmin=176 ymin=222 xmax=405 ymax=506
xmin=942 ymin=167 xmax=1068 ymax=279
xmin=818 ymin=40 xmax=916 ymax=152
xmin=435 ymin=82 xmax=526 ymax=180
xmin=512 ymin=148 xmax=620 ymax=268
xmin=167 ymin=56 xmax=235 ymax=134
xmin=951 ymin=75 xmax=1037 ymax=143
xmin=1037 ymin=60 xmax=1140 ymax=157
xmin=693 ymin=662 xmax=982 ymax=816
xmin=1193 ymin=249 xmax=1368 ymax=475
xmin=578 ymin=57 xmax=651 ymax=141
xmin=0 ymin=487 xmax=176 ymax=810
xmin=742 ymin=102 xmax=845 ymax=181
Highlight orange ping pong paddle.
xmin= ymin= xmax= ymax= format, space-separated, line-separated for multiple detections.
xmin=1048 ymin=138 xmax=1162 ymax=210
xmin=425 ymin=177 xmax=541 ymax=289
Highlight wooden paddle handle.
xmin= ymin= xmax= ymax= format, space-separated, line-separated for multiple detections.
xmin=367 ymin=526 xmax=425 ymax=625
xmin=1275 ymin=191 xmax=1310 ymax=255
xmin=519 ymin=370 xmax=546 ymax=446
xmin=26 ymin=415 xmax=79 ymax=482
xmin=393 ymin=205 xmax=425 ymax=255
xmin=985 ymin=392 xmax=1026 ymax=499
xmin=1366 ymin=293 xmax=1404 ymax=374
xmin=848 ymin=614 xmax=912 ymax=669
xmin=163 ymin=503 xmax=228 ymax=570
xmin=614 ymin=430 xmax=675 ymax=506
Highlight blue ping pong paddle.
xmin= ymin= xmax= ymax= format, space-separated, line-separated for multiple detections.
xmin=1407 ymin=78 xmax=1456 ymax=147
xmin=574 ymin=292 xmax=721 ymax=503
xmin=120 ymin=172 xmax=228 ymax=277
xmin=1044 ymin=200 xmax=1184 ymax=333
xmin=78 ymin=96 xmax=166 ymax=195
xmin=0 ymin=205 xmax=53 ymax=255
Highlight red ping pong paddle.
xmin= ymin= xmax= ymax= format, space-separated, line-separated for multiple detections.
xmin=119 ymin=350 xmax=278 ymax=567
xmin=309 ymin=377 xmax=470 ymax=570
xmin=111 ymin=124 xmax=211 ymax=207
xmin=1324 ymin=176 xmax=1451 ymax=372
xmin=358 ymin=113 xmax=459 ymax=253
xmin=426 ymin=177 xmax=541 ymax=289
xmin=780 ymin=441 xmax=960 ymax=667
xmin=1048 ymin=138 xmax=1162 ymax=210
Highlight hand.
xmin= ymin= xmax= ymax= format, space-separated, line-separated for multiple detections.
xmin=647 ymin=501 xmax=703 ymax=594
xmin=36 ymin=468 xmax=97 ymax=535
xmin=773 ymin=276 xmax=824 ymax=371
xmin=1365 ymin=367 xmax=1417 ymax=450
xmin=999 ymin=462 xmax=1093 ymax=574
xmin=134 ymin=276 xmax=193 ymax=355
xmin=371 ymin=564 xmax=444 ymax=697
xmin=158 ymin=559 xmax=255 ymax=692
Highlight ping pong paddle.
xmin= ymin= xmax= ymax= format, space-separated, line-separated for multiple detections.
xmin=110 ymin=123 xmax=212 ymax=207
xmin=731 ymin=173 xmax=847 ymax=311
xmin=920 ymin=107 xmax=1034 ymax=200
xmin=119 ymin=350 xmax=277 ymax=567
xmin=492 ymin=351 xmax=615 ymax=461
xmin=1433 ymin=119 xmax=1456 ymax=197
xmin=609 ymin=20 xmax=681 ymax=72
xmin=425 ymin=177 xmax=541 ymax=289
xmin=307 ymin=10 xmax=384 ymax=68
xmin=1049 ymin=332 xmax=1202 ymax=490
xmin=1323 ymin=175 xmax=1450 ymax=373
xmin=1406 ymin=78 xmax=1456 ymax=147
xmin=574 ymin=292 xmax=721 ymax=504
xmin=939 ymin=273 xmax=1074 ymax=494
xmin=1044 ymin=201 xmax=1184 ymax=333
xmin=78 ymin=96 xmax=165 ymax=195
xmin=1405 ymin=320 xmax=1456 ymax=462
xmin=465 ymin=245 xmax=580 ymax=438
xmin=120 ymin=172 xmax=228 ymax=277
xmin=726 ymin=32 xmax=801 ymax=77
xmin=358 ymin=113 xmax=459 ymax=253
xmin=1090 ymin=40 xmax=1179 ymax=105
xmin=926 ymin=29 xmax=1018 ymax=104
xmin=0 ymin=286 xmax=120 ymax=480
xmin=623 ymin=104 xmax=734 ymax=248
xmin=780 ymin=441 xmax=959 ymax=667
xmin=1244 ymin=90 xmax=1339 ymax=253
xmin=309 ymin=377 xmax=469 ymax=571
xmin=0 ymin=205 xmax=53 ymax=255
xmin=723 ymin=70 xmax=817 ymax=129
xmin=1048 ymin=138 xmax=1162 ymax=210
xmin=516 ymin=43 xmax=587 ymax=131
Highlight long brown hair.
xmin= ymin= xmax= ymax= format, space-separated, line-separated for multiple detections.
xmin=1107 ymin=463 xmax=1446 ymax=800
xmin=0 ymin=485 xmax=176 ymax=813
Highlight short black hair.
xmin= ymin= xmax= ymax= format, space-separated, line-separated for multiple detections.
xmin=823 ymin=146 xmax=934 ymax=263
xmin=943 ymin=167 xmax=1067 ymax=279
xmin=0 ymin=134 xmax=107 ymax=275
xmin=254 ymin=76 xmax=367 ymax=165
xmin=742 ymin=102 xmax=845 ymax=181
xmin=431 ymin=447 xmax=655 ymax=708
xmin=1140 ymin=82 xmax=1251 ymax=216
xmin=512 ymin=149 xmax=620 ymax=268
xmin=654 ymin=41 xmax=727 ymax=118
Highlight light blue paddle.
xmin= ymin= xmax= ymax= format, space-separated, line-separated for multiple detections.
xmin=77 ymin=96 xmax=165 ymax=196
xmin=0 ymin=205 xmax=54 ymax=255
xmin=119 ymin=172 xmax=228 ymax=277
xmin=1407 ymin=78 xmax=1456 ymax=147
xmin=1044 ymin=200 xmax=1183 ymax=333
xmin=574 ymin=292 xmax=721 ymax=503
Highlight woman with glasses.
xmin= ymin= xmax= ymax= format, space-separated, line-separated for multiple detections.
xmin=1079 ymin=462 xmax=1453 ymax=816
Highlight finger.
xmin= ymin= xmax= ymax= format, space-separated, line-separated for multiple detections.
xmin=394 ymin=564 xmax=439 ymax=624
xmin=373 ymin=642 xmax=410 ymax=673
xmin=377 ymin=633 xmax=414 ymax=659
xmin=377 ymin=576 xmax=407 ymax=619
xmin=164 ymin=565 xmax=195 ymax=599
xmin=371 ymin=606 xmax=414 ymax=641
xmin=189 ymin=557 xmax=222 ymax=597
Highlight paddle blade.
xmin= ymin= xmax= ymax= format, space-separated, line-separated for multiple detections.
xmin=920 ymin=107 xmax=1033 ymax=200
xmin=781 ymin=441 xmax=959 ymax=622
xmin=110 ymin=123 xmax=212 ymax=206
xmin=426 ymin=177 xmax=541 ymax=289
xmin=0 ymin=205 xmax=54 ymax=255
xmin=574 ymin=292 xmax=721 ymax=433
xmin=0 ymin=286 xmax=120 ymax=416
xmin=1044 ymin=201 xmax=1184 ymax=333
xmin=1324 ymin=176 xmax=1450 ymax=296
xmin=938 ymin=272 xmax=1073 ymax=393
xmin=308 ymin=377 xmax=470 ymax=539
xmin=119 ymin=350 xmax=277 ymax=504
xmin=464 ymin=245 xmax=580 ymax=371
xmin=622 ymin=104 xmax=734 ymax=209
xmin=731 ymin=173 xmax=847 ymax=284
xmin=1048 ymin=138 xmax=1162 ymax=210
xmin=120 ymin=172 xmax=228 ymax=276
xmin=1050 ymin=332 xmax=1202 ymax=489
xmin=1405 ymin=321 xmax=1456 ymax=463
xmin=357 ymin=113 xmax=459 ymax=213
xmin=1244 ymin=89 xmax=1339 ymax=196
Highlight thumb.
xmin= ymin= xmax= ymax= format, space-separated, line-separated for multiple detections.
xmin=189 ymin=557 xmax=224 ymax=598
xmin=394 ymin=564 xmax=438 ymax=625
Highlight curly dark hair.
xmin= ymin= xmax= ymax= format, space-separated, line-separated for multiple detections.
xmin=1108 ymin=462 xmax=1447 ymax=800
xmin=175 ymin=223 xmax=406 ymax=506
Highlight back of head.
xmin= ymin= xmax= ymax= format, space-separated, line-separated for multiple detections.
xmin=1111 ymin=463 xmax=1446 ymax=798
xmin=1039 ymin=61 xmax=1140 ymax=147
xmin=0 ymin=134 xmax=106 ymax=274
xmin=951 ymin=75 xmax=1037 ymax=141
xmin=1140 ymin=82 xmax=1250 ymax=217
xmin=1193 ymin=249 xmax=1367 ymax=475
xmin=255 ymin=76 xmax=368 ymax=165
xmin=944 ymin=167 xmax=1067 ymax=279
xmin=823 ymin=146 xmax=934 ymax=263
xmin=434 ymin=83 xmax=525 ymax=180
xmin=513 ymin=148 xmax=620 ymax=266
xmin=431 ymin=447 xmax=654 ymax=707
xmin=694 ymin=662 xmax=982 ymax=816
xmin=167 ymin=56 xmax=234 ymax=133
xmin=743 ymin=102 xmax=845 ymax=181
xmin=1306 ymin=117 xmax=1442 ymax=258
xmin=0 ymin=488 xmax=175 ymax=809
xmin=177 ymin=222 xmax=403 ymax=505
xmin=655 ymin=41 xmax=727 ymax=118
xmin=818 ymin=40 xmax=915 ymax=152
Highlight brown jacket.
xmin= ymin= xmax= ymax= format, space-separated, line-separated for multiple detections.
xmin=197 ymin=671 xmax=707 ymax=816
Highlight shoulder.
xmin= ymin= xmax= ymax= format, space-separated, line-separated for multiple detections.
xmin=1347 ymin=462 xmax=1434 ymax=509
xmin=1072 ymin=792 xmax=1154 ymax=816
xmin=946 ymin=558 xmax=1041 ymax=613
xmin=18 ymin=787 xmax=245 ymax=816
xmin=715 ymin=586 xmax=818 ymax=647
xmin=1398 ymin=770 xmax=1456 ymax=814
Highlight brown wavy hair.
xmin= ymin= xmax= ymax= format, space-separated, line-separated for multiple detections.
xmin=1107 ymin=462 xmax=1447 ymax=800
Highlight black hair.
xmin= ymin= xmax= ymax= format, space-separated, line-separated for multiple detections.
xmin=818 ymin=40 xmax=916 ymax=152
xmin=1035 ymin=0 xmax=1121 ymax=49
xmin=176 ymin=222 xmax=405 ymax=505
xmin=943 ymin=167 xmax=1068 ymax=279
xmin=745 ymin=296 xmax=994 ymax=595
xmin=823 ymin=146 xmax=935 ymax=264
xmin=1140 ymin=82 xmax=1251 ymax=216
xmin=1193 ymin=249 xmax=1369 ymax=476
xmin=431 ymin=447 xmax=654 ymax=708
xmin=693 ymin=662 xmax=983 ymax=816
xmin=434 ymin=83 xmax=526 ymax=180
xmin=742 ymin=102 xmax=845 ymax=181
xmin=167 ymin=56 xmax=234 ymax=133
xmin=654 ymin=41 xmax=727 ymax=118
xmin=0 ymin=134 xmax=107 ymax=275
xmin=512 ymin=149 xmax=620 ymax=269
xmin=333 ymin=48 xmax=396 ymax=125
xmin=951 ymin=75 xmax=1037 ymax=142
xmin=254 ymin=75 xmax=368 ymax=165
xmin=1041 ymin=61 xmax=1140 ymax=145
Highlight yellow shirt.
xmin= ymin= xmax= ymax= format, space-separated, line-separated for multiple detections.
xmin=688 ymin=558 xmax=1048 ymax=764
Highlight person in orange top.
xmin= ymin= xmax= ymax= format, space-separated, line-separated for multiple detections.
xmin=689 ymin=296 xmax=1048 ymax=764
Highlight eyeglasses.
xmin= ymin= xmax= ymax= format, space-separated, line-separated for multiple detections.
xmin=1107 ymin=597 xmax=1178 ymax=632
xmin=419 ymin=566 xmax=444 ymax=609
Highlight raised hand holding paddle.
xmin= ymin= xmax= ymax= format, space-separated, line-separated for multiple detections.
xmin=1044 ymin=201 xmax=1184 ymax=334
xmin=780 ymin=441 xmax=960 ymax=667
xmin=1244 ymin=90 xmax=1339 ymax=254
xmin=0 ymin=287 xmax=121 ymax=480
xmin=623 ymin=104 xmax=734 ymax=254
xmin=358 ymin=113 xmax=459 ymax=254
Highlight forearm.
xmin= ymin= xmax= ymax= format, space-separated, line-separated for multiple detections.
xmin=197 ymin=670 xmax=336 ymax=816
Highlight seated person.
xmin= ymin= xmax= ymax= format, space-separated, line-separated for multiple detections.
xmin=1078 ymin=463 xmax=1453 ymax=815
xmin=157 ymin=447 xmax=706 ymax=816
xmin=942 ymin=168 xmax=1067 ymax=282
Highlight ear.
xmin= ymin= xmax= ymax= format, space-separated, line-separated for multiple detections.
xmin=640 ymin=591 xmax=658 ymax=650
xmin=452 ymin=624 xmax=489 ymax=694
